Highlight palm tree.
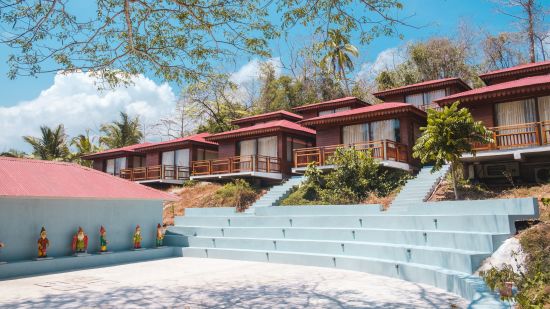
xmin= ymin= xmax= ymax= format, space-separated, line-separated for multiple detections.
xmin=71 ymin=130 xmax=102 ymax=167
xmin=99 ymin=112 xmax=144 ymax=149
xmin=412 ymin=102 xmax=493 ymax=200
xmin=321 ymin=29 xmax=359 ymax=95
xmin=23 ymin=125 xmax=71 ymax=161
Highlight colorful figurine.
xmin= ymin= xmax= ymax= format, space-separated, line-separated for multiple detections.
xmin=99 ymin=226 xmax=109 ymax=252
xmin=133 ymin=225 xmax=142 ymax=249
xmin=156 ymin=223 xmax=165 ymax=247
xmin=37 ymin=227 xmax=50 ymax=258
xmin=0 ymin=242 xmax=5 ymax=264
xmin=72 ymin=227 xmax=89 ymax=254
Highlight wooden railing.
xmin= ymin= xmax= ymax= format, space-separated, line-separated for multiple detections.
xmin=191 ymin=155 xmax=282 ymax=176
xmin=293 ymin=140 xmax=409 ymax=168
xmin=120 ymin=165 xmax=190 ymax=181
xmin=416 ymin=103 xmax=443 ymax=112
xmin=473 ymin=121 xmax=550 ymax=151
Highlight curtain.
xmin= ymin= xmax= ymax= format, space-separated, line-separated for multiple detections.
xmin=115 ymin=157 xmax=126 ymax=175
xmin=162 ymin=151 xmax=175 ymax=165
xmin=405 ymin=93 xmax=424 ymax=107
xmin=175 ymin=149 xmax=189 ymax=167
xmin=258 ymin=136 xmax=278 ymax=157
xmin=238 ymin=139 xmax=256 ymax=156
xmin=495 ymin=99 xmax=537 ymax=147
xmin=318 ymin=107 xmax=351 ymax=116
xmin=318 ymin=109 xmax=333 ymax=116
xmin=106 ymin=159 xmax=115 ymax=175
xmin=334 ymin=107 xmax=351 ymax=113
xmin=370 ymin=119 xmax=397 ymax=141
xmin=424 ymin=89 xmax=447 ymax=104
xmin=343 ymin=123 xmax=369 ymax=144
xmin=538 ymin=95 xmax=550 ymax=121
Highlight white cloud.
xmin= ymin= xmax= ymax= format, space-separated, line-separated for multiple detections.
xmin=229 ymin=58 xmax=283 ymax=105
xmin=356 ymin=47 xmax=406 ymax=82
xmin=0 ymin=72 xmax=176 ymax=152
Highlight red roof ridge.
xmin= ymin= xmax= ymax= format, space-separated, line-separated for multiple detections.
xmin=373 ymin=78 xmax=471 ymax=98
xmin=206 ymin=119 xmax=315 ymax=141
xmin=292 ymin=97 xmax=369 ymax=112
xmin=479 ymin=60 xmax=550 ymax=78
xmin=134 ymin=132 xmax=217 ymax=151
xmin=231 ymin=110 xmax=302 ymax=125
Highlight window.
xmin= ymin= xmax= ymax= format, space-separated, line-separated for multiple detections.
xmin=106 ymin=157 xmax=126 ymax=175
xmin=406 ymin=88 xmax=449 ymax=107
xmin=286 ymin=137 xmax=311 ymax=162
xmin=318 ymin=106 xmax=351 ymax=116
xmin=538 ymin=95 xmax=550 ymax=122
xmin=237 ymin=136 xmax=278 ymax=157
xmin=370 ymin=119 xmax=400 ymax=142
xmin=132 ymin=156 xmax=144 ymax=168
xmin=343 ymin=123 xmax=369 ymax=144
xmin=405 ymin=93 xmax=424 ymax=107
xmin=162 ymin=151 xmax=175 ymax=165
xmin=196 ymin=148 xmax=218 ymax=160
xmin=495 ymin=99 xmax=537 ymax=126
xmin=106 ymin=159 xmax=115 ymax=175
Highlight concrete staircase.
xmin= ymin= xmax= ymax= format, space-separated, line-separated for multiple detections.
xmin=391 ymin=165 xmax=451 ymax=209
xmin=245 ymin=176 xmax=305 ymax=213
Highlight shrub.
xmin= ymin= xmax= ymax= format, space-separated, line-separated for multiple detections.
xmin=205 ymin=179 xmax=258 ymax=212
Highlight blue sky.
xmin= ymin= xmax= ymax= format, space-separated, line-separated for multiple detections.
xmin=0 ymin=0 xmax=521 ymax=151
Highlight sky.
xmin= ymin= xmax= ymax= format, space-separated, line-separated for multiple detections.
xmin=0 ymin=0 xmax=521 ymax=152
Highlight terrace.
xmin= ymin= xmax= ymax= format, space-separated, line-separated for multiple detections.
xmin=191 ymin=155 xmax=282 ymax=180
xmin=120 ymin=164 xmax=190 ymax=184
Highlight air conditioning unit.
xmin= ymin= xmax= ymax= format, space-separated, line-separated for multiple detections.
xmin=535 ymin=168 xmax=550 ymax=183
xmin=482 ymin=163 xmax=519 ymax=178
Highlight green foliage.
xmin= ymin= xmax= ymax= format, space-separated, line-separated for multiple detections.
xmin=70 ymin=130 xmax=102 ymax=167
xmin=23 ymin=124 xmax=71 ymax=161
xmin=281 ymin=147 xmax=410 ymax=205
xmin=413 ymin=102 xmax=493 ymax=199
xmin=0 ymin=149 xmax=27 ymax=158
xmin=182 ymin=180 xmax=198 ymax=188
xmin=207 ymin=179 xmax=258 ymax=212
xmin=481 ymin=224 xmax=550 ymax=308
xmin=99 ymin=112 xmax=144 ymax=149
xmin=321 ymin=29 xmax=359 ymax=94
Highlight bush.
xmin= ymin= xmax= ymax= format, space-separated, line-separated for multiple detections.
xmin=204 ymin=179 xmax=258 ymax=212
xmin=280 ymin=147 xmax=411 ymax=205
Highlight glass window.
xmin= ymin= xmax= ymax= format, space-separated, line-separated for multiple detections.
xmin=238 ymin=139 xmax=256 ymax=156
xmin=162 ymin=151 xmax=175 ymax=165
xmin=258 ymin=136 xmax=278 ymax=157
xmin=132 ymin=156 xmax=143 ymax=168
xmin=287 ymin=137 xmax=310 ymax=162
xmin=114 ymin=157 xmax=126 ymax=175
xmin=106 ymin=159 xmax=115 ymax=175
xmin=495 ymin=99 xmax=537 ymax=126
xmin=343 ymin=123 xmax=369 ymax=144
xmin=370 ymin=119 xmax=399 ymax=142
xmin=538 ymin=95 xmax=550 ymax=121
xmin=423 ymin=89 xmax=447 ymax=104
xmin=205 ymin=150 xmax=218 ymax=160
xmin=175 ymin=149 xmax=189 ymax=167
xmin=318 ymin=106 xmax=351 ymax=116
xmin=405 ymin=93 xmax=424 ymax=107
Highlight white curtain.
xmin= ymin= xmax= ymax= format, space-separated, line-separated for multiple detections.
xmin=114 ymin=157 xmax=126 ymax=175
xmin=175 ymin=149 xmax=189 ymax=167
xmin=318 ymin=106 xmax=351 ymax=116
xmin=258 ymin=136 xmax=278 ymax=157
xmin=343 ymin=123 xmax=369 ymax=144
xmin=334 ymin=107 xmax=351 ymax=113
xmin=495 ymin=99 xmax=537 ymax=126
xmin=405 ymin=93 xmax=424 ymax=107
xmin=370 ymin=119 xmax=397 ymax=141
xmin=424 ymin=89 xmax=447 ymax=104
xmin=162 ymin=151 xmax=175 ymax=165
xmin=106 ymin=159 xmax=115 ymax=175
xmin=538 ymin=95 xmax=550 ymax=121
xmin=239 ymin=139 xmax=256 ymax=156
xmin=318 ymin=109 xmax=333 ymax=116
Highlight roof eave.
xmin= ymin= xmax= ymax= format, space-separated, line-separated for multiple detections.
xmin=300 ymin=106 xmax=426 ymax=127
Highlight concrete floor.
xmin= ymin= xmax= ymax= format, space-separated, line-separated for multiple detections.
xmin=0 ymin=257 xmax=468 ymax=308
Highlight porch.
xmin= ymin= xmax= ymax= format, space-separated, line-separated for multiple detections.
xmin=292 ymin=140 xmax=411 ymax=172
xmin=190 ymin=155 xmax=283 ymax=180
xmin=120 ymin=165 xmax=190 ymax=184
xmin=472 ymin=121 xmax=550 ymax=151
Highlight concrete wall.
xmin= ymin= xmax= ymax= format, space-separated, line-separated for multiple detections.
xmin=0 ymin=197 xmax=163 ymax=262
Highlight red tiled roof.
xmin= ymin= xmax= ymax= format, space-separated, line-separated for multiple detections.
xmin=434 ymin=75 xmax=550 ymax=105
xmin=372 ymin=78 xmax=471 ymax=99
xmin=479 ymin=60 xmax=550 ymax=84
xmin=134 ymin=133 xmax=217 ymax=152
xmin=300 ymin=102 xmax=426 ymax=126
xmin=292 ymin=97 xmax=369 ymax=112
xmin=206 ymin=120 xmax=316 ymax=141
xmin=231 ymin=110 xmax=302 ymax=125
xmin=81 ymin=142 xmax=152 ymax=160
xmin=0 ymin=157 xmax=177 ymax=200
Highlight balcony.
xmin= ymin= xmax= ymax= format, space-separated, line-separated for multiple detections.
xmin=120 ymin=165 xmax=190 ymax=183
xmin=472 ymin=121 xmax=550 ymax=151
xmin=191 ymin=155 xmax=282 ymax=180
xmin=293 ymin=140 xmax=409 ymax=171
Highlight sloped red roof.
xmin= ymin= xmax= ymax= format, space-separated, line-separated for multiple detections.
xmin=300 ymin=102 xmax=426 ymax=126
xmin=0 ymin=157 xmax=177 ymax=200
xmin=206 ymin=120 xmax=316 ymax=141
xmin=81 ymin=142 xmax=152 ymax=160
xmin=479 ymin=60 xmax=550 ymax=84
xmin=292 ymin=97 xmax=369 ymax=112
xmin=373 ymin=78 xmax=471 ymax=99
xmin=134 ymin=133 xmax=217 ymax=152
xmin=434 ymin=75 xmax=550 ymax=105
xmin=231 ymin=110 xmax=302 ymax=125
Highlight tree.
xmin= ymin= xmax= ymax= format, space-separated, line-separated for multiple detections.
xmin=71 ymin=130 xmax=102 ymax=167
xmin=321 ymin=29 xmax=359 ymax=94
xmin=99 ymin=112 xmax=143 ymax=149
xmin=23 ymin=125 xmax=71 ymax=161
xmin=412 ymin=102 xmax=493 ymax=200
xmin=0 ymin=0 xmax=409 ymax=87
xmin=482 ymin=33 xmax=527 ymax=70
xmin=0 ymin=149 xmax=27 ymax=158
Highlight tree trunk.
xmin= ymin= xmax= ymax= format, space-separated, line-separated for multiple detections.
xmin=451 ymin=164 xmax=460 ymax=200
xmin=527 ymin=0 xmax=536 ymax=63
xmin=341 ymin=70 xmax=351 ymax=96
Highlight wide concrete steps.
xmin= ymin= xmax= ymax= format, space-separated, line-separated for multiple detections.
xmin=392 ymin=165 xmax=451 ymax=207
xmin=180 ymin=247 xmax=502 ymax=307
xmin=247 ymin=176 xmax=305 ymax=211
xmin=187 ymin=236 xmax=488 ymax=273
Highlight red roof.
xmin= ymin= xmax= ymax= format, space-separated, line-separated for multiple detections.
xmin=300 ymin=102 xmax=426 ymax=126
xmin=373 ymin=78 xmax=471 ymax=99
xmin=434 ymin=75 xmax=550 ymax=105
xmin=479 ymin=60 xmax=550 ymax=84
xmin=206 ymin=120 xmax=316 ymax=141
xmin=134 ymin=133 xmax=217 ymax=152
xmin=81 ymin=142 xmax=151 ymax=159
xmin=231 ymin=110 xmax=302 ymax=125
xmin=0 ymin=157 xmax=177 ymax=200
xmin=292 ymin=97 xmax=369 ymax=112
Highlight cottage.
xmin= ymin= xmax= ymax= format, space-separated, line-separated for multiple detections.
xmin=190 ymin=110 xmax=315 ymax=182
xmin=83 ymin=133 xmax=218 ymax=186
xmin=292 ymin=96 xmax=370 ymax=119
xmin=294 ymin=101 xmax=426 ymax=172
xmin=434 ymin=62 xmax=550 ymax=183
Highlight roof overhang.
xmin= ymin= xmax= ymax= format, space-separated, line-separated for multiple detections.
xmin=80 ymin=150 xmax=143 ymax=160
xmin=479 ymin=61 xmax=550 ymax=85
xmin=206 ymin=126 xmax=316 ymax=141
xmin=231 ymin=110 xmax=302 ymax=125
xmin=373 ymin=78 xmax=471 ymax=100
xmin=292 ymin=97 xmax=369 ymax=112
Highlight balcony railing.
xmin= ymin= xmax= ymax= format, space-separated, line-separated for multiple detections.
xmin=120 ymin=165 xmax=190 ymax=181
xmin=293 ymin=140 xmax=408 ymax=168
xmin=415 ymin=103 xmax=443 ymax=112
xmin=191 ymin=155 xmax=281 ymax=176
xmin=473 ymin=121 xmax=550 ymax=151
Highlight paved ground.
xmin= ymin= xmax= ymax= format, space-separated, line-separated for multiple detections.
xmin=0 ymin=257 xmax=468 ymax=308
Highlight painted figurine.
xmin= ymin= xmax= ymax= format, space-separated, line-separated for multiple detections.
xmin=99 ymin=226 xmax=109 ymax=252
xmin=72 ymin=227 xmax=89 ymax=254
xmin=156 ymin=223 xmax=165 ymax=247
xmin=133 ymin=225 xmax=142 ymax=249
xmin=37 ymin=227 xmax=50 ymax=258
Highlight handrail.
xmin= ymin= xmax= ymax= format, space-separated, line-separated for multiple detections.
xmin=119 ymin=165 xmax=190 ymax=181
xmin=293 ymin=139 xmax=409 ymax=168
xmin=191 ymin=155 xmax=282 ymax=176
xmin=473 ymin=121 xmax=550 ymax=151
